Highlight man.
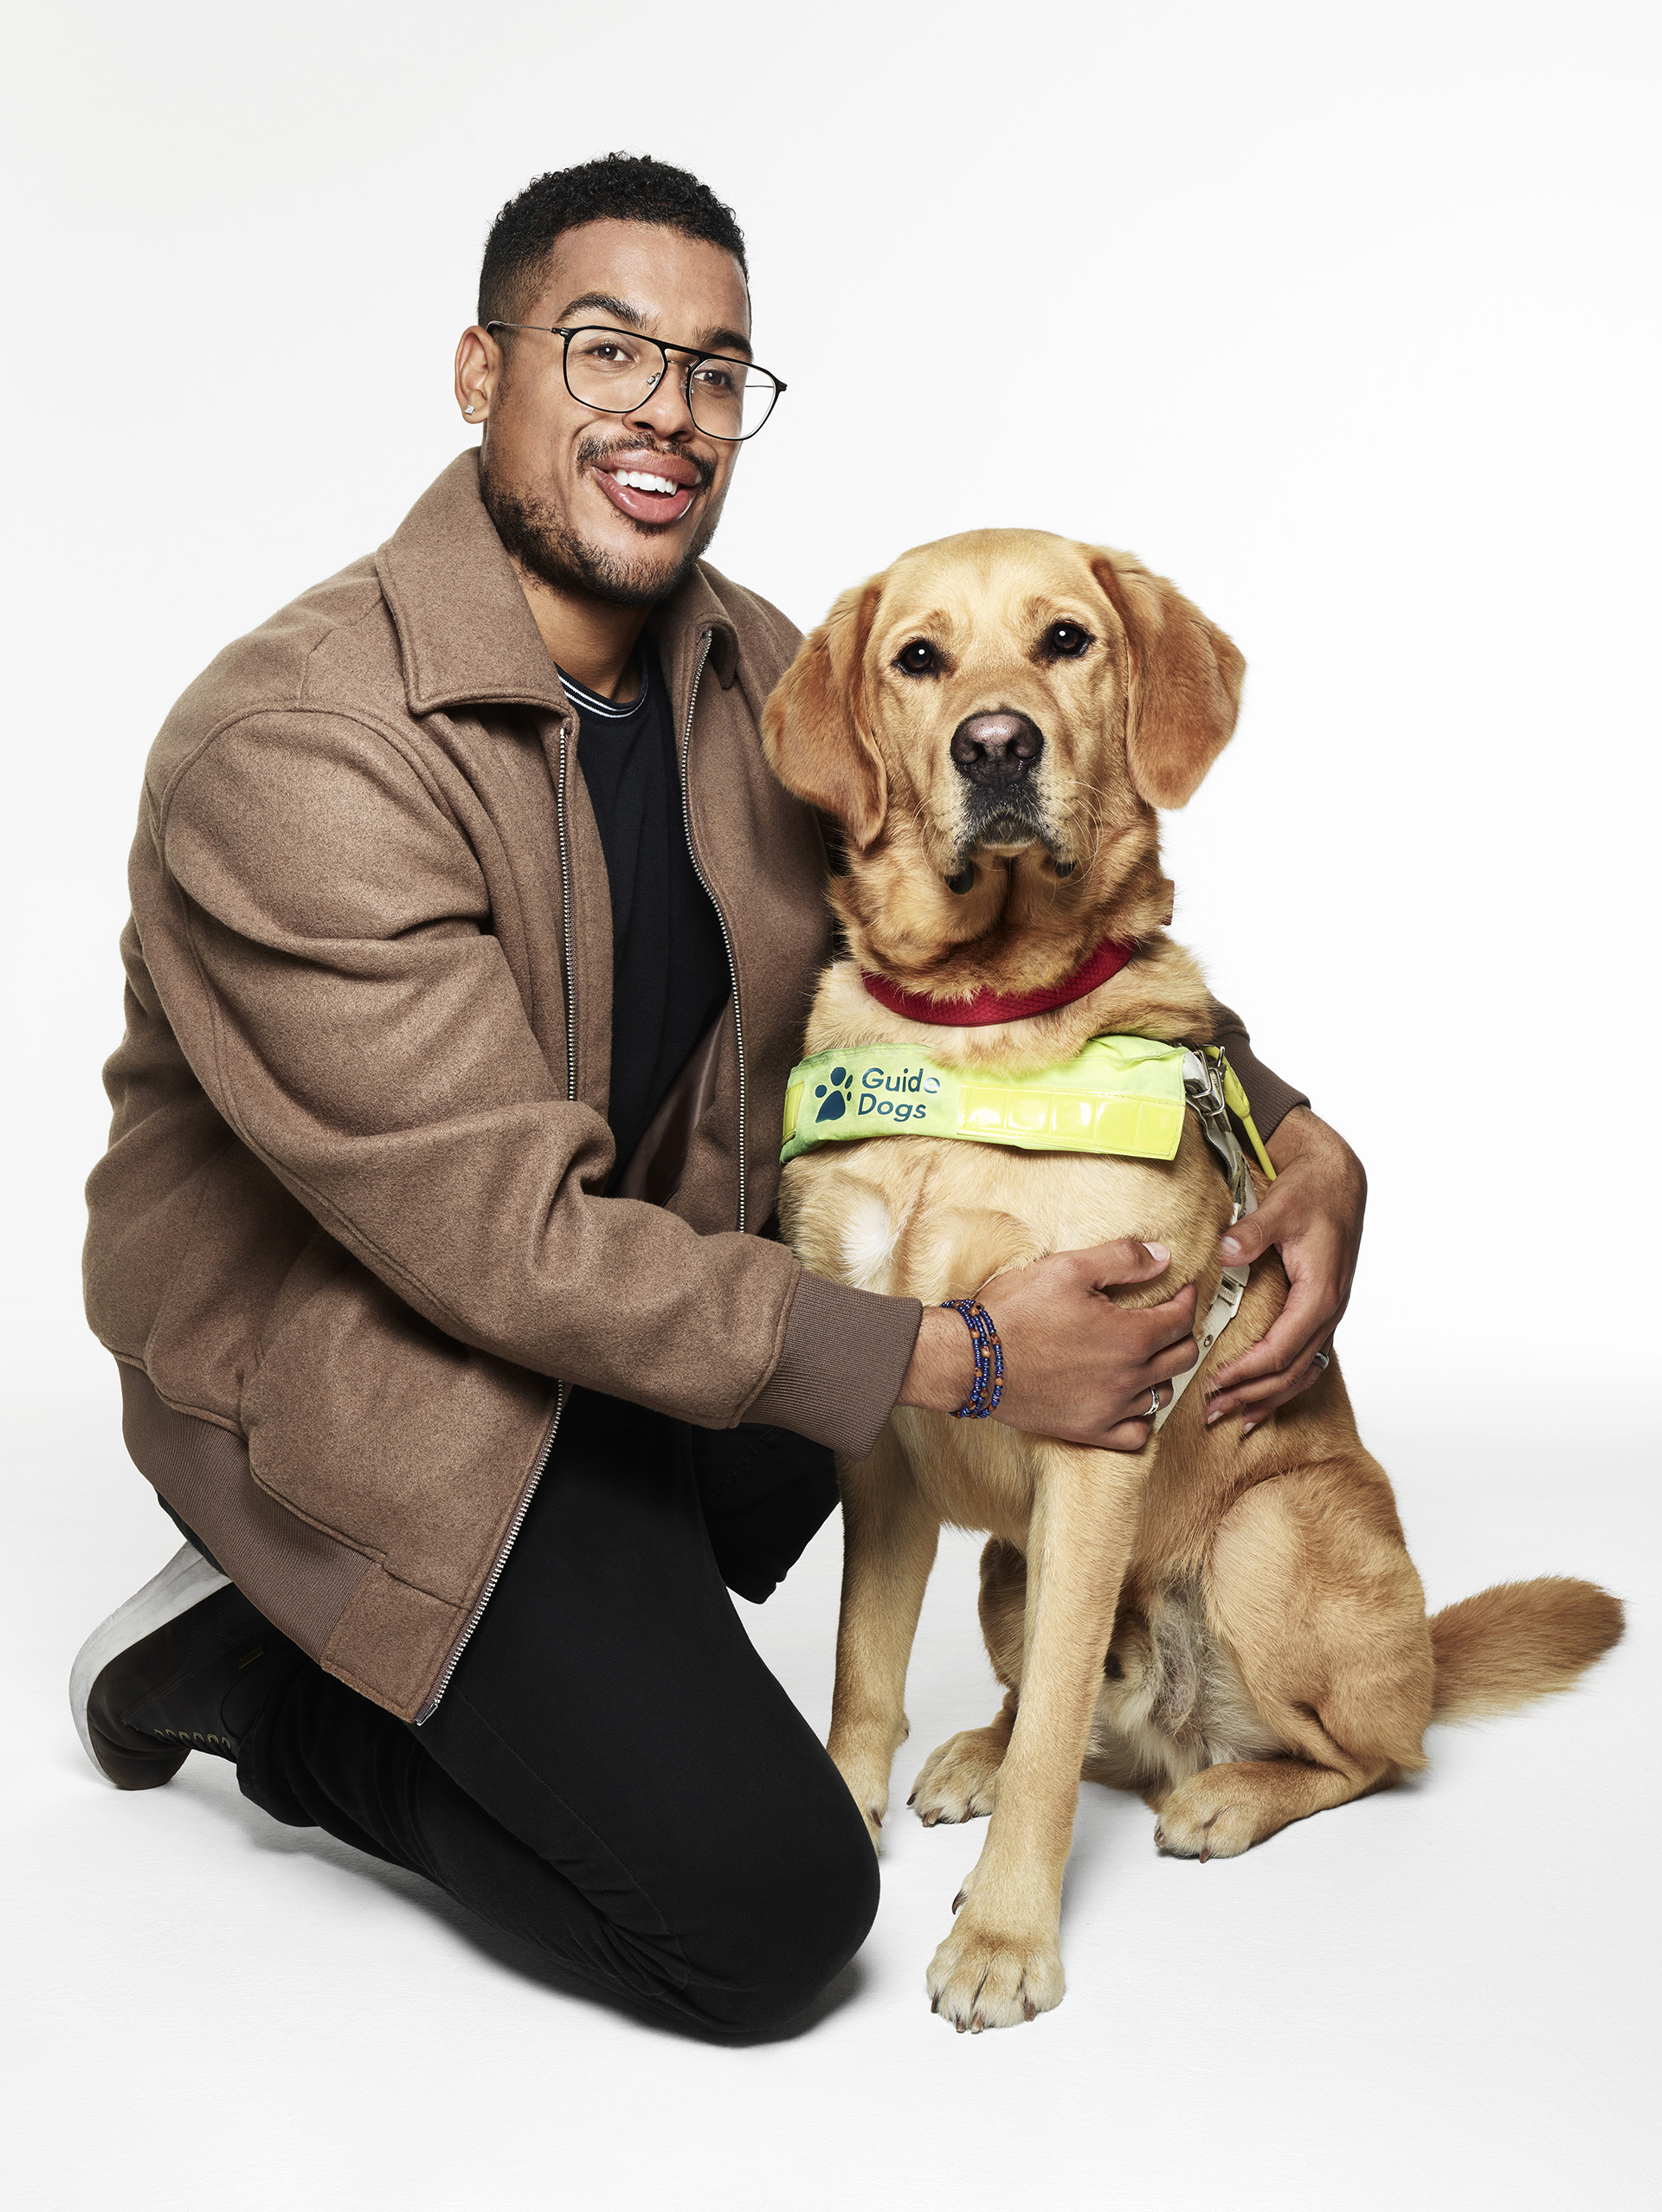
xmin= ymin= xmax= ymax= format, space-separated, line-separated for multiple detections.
xmin=72 ymin=155 xmax=1364 ymax=2037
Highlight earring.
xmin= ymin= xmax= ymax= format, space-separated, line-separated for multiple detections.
xmin=465 ymin=403 xmax=475 ymax=415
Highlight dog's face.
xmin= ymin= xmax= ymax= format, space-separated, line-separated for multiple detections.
xmin=763 ymin=530 xmax=1245 ymax=988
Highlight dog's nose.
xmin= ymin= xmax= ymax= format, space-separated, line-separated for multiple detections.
xmin=950 ymin=712 xmax=1044 ymax=785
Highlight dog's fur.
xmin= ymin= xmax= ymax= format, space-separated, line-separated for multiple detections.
xmin=761 ymin=529 xmax=1624 ymax=2031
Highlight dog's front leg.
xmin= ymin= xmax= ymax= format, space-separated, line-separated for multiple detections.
xmin=827 ymin=1422 xmax=940 ymax=1850
xmin=925 ymin=1442 xmax=1149 ymax=2029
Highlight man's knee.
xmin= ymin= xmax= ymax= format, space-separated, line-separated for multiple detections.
xmin=694 ymin=1770 xmax=879 ymax=2035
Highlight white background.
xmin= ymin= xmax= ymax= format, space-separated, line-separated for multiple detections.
xmin=3 ymin=3 xmax=1657 ymax=2207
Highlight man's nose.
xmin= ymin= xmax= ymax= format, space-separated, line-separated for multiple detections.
xmin=624 ymin=357 xmax=698 ymax=442
xmin=950 ymin=712 xmax=1045 ymax=785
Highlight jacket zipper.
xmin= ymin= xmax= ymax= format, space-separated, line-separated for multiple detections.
xmin=414 ymin=1382 xmax=565 ymax=1725
xmin=557 ymin=726 xmax=579 ymax=1116
xmin=414 ymin=721 xmax=581 ymax=1725
xmin=679 ymin=630 xmax=747 ymax=1232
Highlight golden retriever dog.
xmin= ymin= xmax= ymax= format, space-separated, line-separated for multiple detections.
xmin=760 ymin=530 xmax=1623 ymax=2031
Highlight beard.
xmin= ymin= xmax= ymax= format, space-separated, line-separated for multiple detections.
xmin=480 ymin=431 xmax=723 ymax=609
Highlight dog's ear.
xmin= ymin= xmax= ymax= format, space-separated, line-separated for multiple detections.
xmin=1089 ymin=551 xmax=1245 ymax=808
xmin=762 ymin=578 xmax=887 ymax=849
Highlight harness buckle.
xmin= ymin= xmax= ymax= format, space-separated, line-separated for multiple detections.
xmin=1182 ymin=1048 xmax=1252 ymax=1224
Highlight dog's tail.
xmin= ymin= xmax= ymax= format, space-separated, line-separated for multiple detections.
xmin=1430 ymin=1577 xmax=1624 ymax=1724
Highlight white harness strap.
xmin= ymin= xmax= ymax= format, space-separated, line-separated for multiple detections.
xmin=1152 ymin=1050 xmax=1256 ymax=1433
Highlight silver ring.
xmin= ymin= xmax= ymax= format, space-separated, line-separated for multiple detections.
xmin=1145 ymin=1385 xmax=1163 ymax=1416
xmin=1312 ymin=1350 xmax=1330 ymax=1370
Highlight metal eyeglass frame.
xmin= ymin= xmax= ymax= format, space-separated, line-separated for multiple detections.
xmin=483 ymin=321 xmax=786 ymax=442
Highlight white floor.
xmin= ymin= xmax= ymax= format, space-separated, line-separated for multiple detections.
xmin=8 ymin=1351 xmax=1654 ymax=2212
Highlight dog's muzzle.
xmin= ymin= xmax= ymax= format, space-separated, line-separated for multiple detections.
xmin=950 ymin=711 xmax=1044 ymax=787
xmin=950 ymin=711 xmax=1054 ymax=853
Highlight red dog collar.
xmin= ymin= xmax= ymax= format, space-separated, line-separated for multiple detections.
xmin=860 ymin=936 xmax=1137 ymax=1027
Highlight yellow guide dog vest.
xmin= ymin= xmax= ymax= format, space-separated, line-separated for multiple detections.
xmin=780 ymin=1036 xmax=1275 ymax=1430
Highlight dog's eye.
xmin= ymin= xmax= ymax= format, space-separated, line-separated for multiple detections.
xmin=895 ymin=640 xmax=941 ymax=677
xmin=1042 ymin=622 xmax=1092 ymax=660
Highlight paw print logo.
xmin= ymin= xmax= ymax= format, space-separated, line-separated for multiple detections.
xmin=814 ymin=1066 xmax=853 ymax=1124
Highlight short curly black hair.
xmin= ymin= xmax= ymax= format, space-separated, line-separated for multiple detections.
xmin=478 ymin=152 xmax=748 ymax=326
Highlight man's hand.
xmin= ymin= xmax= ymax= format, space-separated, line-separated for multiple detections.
xmin=899 ymin=1239 xmax=1199 ymax=1451
xmin=1204 ymin=1107 xmax=1366 ymax=1431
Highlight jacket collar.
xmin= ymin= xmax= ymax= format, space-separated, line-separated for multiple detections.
xmin=649 ymin=561 xmax=741 ymax=710
xmin=376 ymin=450 xmax=738 ymax=719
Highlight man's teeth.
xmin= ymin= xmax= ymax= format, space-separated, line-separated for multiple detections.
xmin=612 ymin=469 xmax=680 ymax=495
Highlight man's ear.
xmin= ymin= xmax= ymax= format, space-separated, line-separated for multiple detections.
xmin=1089 ymin=551 xmax=1245 ymax=808
xmin=761 ymin=578 xmax=887 ymax=848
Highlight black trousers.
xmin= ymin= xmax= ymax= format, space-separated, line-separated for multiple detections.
xmin=234 ymin=1390 xmax=879 ymax=2038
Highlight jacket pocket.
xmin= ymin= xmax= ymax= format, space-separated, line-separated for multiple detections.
xmin=240 ymin=1254 xmax=556 ymax=1609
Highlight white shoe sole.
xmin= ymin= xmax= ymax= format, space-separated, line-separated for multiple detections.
xmin=69 ymin=1543 xmax=231 ymax=1783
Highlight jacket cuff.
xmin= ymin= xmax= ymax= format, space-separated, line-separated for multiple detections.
xmin=744 ymin=1268 xmax=922 ymax=1460
xmin=1208 ymin=1001 xmax=1311 ymax=1141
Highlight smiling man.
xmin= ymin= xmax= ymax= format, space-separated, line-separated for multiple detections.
xmin=72 ymin=155 xmax=1364 ymax=2036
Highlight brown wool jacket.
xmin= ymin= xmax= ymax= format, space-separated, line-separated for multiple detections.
xmin=85 ymin=451 xmax=1309 ymax=1723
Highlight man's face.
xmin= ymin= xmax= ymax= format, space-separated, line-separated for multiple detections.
xmin=471 ymin=219 xmax=751 ymax=609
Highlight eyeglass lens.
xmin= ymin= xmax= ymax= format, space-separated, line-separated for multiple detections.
xmin=564 ymin=328 xmax=778 ymax=439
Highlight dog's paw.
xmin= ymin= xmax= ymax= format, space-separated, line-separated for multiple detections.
xmin=829 ymin=1748 xmax=892 ymax=1854
xmin=1152 ymin=1769 xmax=1259 ymax=1861
xmin=909 ymin=1725 xmax=1007 ymax=1827
xmin=925 ymin=1907 xmax=1065 ymax=2032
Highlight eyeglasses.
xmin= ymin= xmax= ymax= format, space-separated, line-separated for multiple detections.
xmin=485 ymin=321 xmax=786 ymax=442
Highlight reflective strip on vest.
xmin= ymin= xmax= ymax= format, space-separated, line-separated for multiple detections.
xmin=781 ymin=1035 xmax=1194 ymax=1166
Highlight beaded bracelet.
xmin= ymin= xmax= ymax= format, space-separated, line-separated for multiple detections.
xmin=940 ymin=1296 xmax=1005 ymax=1419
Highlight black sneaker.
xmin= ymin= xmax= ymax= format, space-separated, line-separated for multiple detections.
xmin=70 ymin=1544 xmax=300 ymax=1790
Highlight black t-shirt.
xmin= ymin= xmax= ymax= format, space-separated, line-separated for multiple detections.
xmin=559 ymin=648 xmax=731 ymax=1188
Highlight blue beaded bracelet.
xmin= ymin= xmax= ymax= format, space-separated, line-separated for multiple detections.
xmin=940 ymin=1296 xmax=1005 ymax=1419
